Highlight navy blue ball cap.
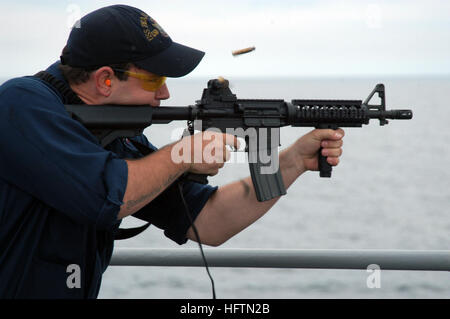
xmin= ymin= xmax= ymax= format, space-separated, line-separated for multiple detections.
xmin=60 ymin=5 xmax=205 ymax=77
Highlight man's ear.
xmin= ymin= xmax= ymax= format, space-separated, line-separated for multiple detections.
xmin=93 ymin=66 xmax=115 ymax=96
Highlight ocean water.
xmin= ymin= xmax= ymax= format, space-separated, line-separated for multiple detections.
xmin=2 ymin=76 xmax=449 ymax=298
xmin=100 ymin=76 xmax=450 ymax=299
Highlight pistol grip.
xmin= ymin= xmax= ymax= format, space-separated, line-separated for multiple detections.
xmin=317 ymin=124 xmax=337 ymax=178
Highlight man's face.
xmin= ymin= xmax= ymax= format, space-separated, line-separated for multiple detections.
xmin=109 ymin=66 xmax=170 ymax=106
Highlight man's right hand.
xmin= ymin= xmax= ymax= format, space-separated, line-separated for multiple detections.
xmin=171 ymin=131 xmax=240 ymax=176
xmin=119 ymin=131 xmax=239 ymax=219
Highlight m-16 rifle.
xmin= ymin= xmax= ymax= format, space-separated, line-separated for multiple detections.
xmin=65 ymin=78 xmax=412 ymax=202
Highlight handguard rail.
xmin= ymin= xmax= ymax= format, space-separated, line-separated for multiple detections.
xmin=110 ymin=248 xmax=450 ymax=271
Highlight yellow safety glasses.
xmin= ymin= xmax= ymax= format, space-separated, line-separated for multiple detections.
xmin=113 ymin=69 xmax=166 ymax=92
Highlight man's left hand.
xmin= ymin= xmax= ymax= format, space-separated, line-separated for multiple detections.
xmin=290 ymin=128 xmax=345 ymax=172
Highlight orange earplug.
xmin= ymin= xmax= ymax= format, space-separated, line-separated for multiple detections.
xmin=105 ymin=79 xmax=111 ymax=87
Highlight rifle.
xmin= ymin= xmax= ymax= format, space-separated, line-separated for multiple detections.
xmin=65 ymin=78 xmax=413 ymax=202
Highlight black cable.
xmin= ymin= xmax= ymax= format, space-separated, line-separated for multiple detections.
xmin=177 ymin=181 xmax=217 ymax=299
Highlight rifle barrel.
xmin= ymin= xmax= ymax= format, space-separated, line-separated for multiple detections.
xmin=368 ymin=109 xmax=413 ymax=120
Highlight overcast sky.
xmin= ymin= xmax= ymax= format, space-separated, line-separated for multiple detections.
xmin=1 ymin=0 xmax=449 ymax=78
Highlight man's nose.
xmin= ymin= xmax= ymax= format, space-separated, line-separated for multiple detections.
xmin=155 ymin=83 xmax=170 ymax=100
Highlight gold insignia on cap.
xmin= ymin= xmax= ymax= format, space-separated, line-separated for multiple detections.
xmin=149 ymin=17 xmax=169 ymax=38
xmin=140 ymin=13 xmax=160 ymax=42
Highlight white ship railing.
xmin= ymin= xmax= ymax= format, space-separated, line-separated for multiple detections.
xmin=110 ymin=248 xmax=450 ymax=271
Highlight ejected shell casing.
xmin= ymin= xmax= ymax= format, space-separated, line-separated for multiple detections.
xmin=232 ymin=46 xmax=256 ymax=56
